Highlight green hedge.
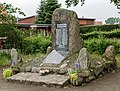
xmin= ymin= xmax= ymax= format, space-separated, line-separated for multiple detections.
xmin=81 ymin=29 xmax=120 ymax=39
xmin=84 ymin=38 xmax=120 ymax=54
xmin=80 ymin=24 xmax=120 ymax=34
xmin=22 ymin=35 xmax=51 ymax=54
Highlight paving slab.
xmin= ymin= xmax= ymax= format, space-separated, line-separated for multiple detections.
xmin=6 ymin=72 xmax=69 ymax=86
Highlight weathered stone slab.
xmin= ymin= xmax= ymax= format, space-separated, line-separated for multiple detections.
xmin=43 ymin=50 xmax=65 ymax=64
xmin=7 ymin=72 xmax=68 ymax=86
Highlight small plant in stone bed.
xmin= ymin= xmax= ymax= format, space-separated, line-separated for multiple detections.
xmin=11 ymin=66 xmax=20 ymax=75
xmin=68 ymin=63 xmax=83 ymax=86
xmin=3 ymin=68 xmax=13 ymax=79
xmin=68 ymin=69 xmax=83 ymax=86
xmin=2 ymin=66 xmax=20 ymax=79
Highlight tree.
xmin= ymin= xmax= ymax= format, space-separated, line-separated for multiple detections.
xmin=35 ymin=0 xmax=61 ymax=24
xmin=105 ymin=17 xmax=120 ymax=24
xmin=65 ymin=0 xmax=119 ymax=7
xmin=0 ymin=3 xmax=25 ymax=49
xmin=0 ymin=3 xmax=25 ymax=24
xmin=35 ymin=0 xmax=46 ymax=24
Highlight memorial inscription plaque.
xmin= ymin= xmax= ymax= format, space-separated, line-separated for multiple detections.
xmin=56 ymin=23 xmax=68 ymax=51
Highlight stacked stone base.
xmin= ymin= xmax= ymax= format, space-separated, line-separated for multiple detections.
xmin=7 ymin=46 xmax=117 ymax=86
xmin=82 ymin=61 xmax=117 ymax=83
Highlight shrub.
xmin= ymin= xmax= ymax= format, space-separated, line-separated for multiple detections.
xmin=80 ymin=24 xmax=120 ymax=34
xmin=22 ymin=35 xmax=51 ymax=54
xmin=84 ymin=37 xmax=120 ymax=54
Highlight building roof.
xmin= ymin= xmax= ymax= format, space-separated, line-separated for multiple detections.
xmin=78 ymin=18 xmax=96 ymax=20
xmin=17 ymin=24 xmax=52 ymax=28
xmin=19 ymin=15 xmax=35 ymax=21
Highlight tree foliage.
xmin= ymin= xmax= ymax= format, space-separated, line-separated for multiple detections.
xmin=65 ymin=0 xmax=119 ymax=7
xmin=0 ymin=3 xmax=25 ymax=24
xmin=105 ymin=17 xmax=120 ymax=24
xmin=0 ymin=3 xmax=25 ymax=49
xmin=0 ymin=25 xmax=24 ymax=49
xmin=35 ymin=0 xmax=61 ymax=24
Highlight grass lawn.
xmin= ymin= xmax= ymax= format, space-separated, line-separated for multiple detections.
xmin=20 ymin=53 xmax=45 ymax=63
xmin=0 ymin=52 xmax=45 ymax=66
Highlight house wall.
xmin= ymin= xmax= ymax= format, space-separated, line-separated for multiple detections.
xmin=79 ymin=19 xmax=95 ymax=26
xmin=95 ymin=21 xmax=102 ymax=25
xmin=18 ymin=16 xmax=95 ymax=26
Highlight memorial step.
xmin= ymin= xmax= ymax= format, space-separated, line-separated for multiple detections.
xmin=6 ymin=72 xmax=69 ymax=87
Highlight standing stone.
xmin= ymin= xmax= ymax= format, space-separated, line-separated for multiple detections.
xmin=52 ymin=8 xmax=83 ymax=54
xmin=77 ymin=48 xmax=90 ymax=69
xmin=104 ymin=46 xmax=115 ymax=60
xmin=103 ymin=46 xmax=116 ymax=61
xmin=77 ymin=48 xmax=90 ymax=76
xmin=10 ymin=48 xmax=19 ymax=66
xmin=46 ymin=46 xmax=53 ymax=55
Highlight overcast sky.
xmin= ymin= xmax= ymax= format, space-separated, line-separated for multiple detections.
xmin=1 ymin=0 xmax=120 ymax=23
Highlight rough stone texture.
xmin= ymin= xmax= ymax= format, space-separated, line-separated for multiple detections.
xmin=93 ymin=64 xmax=104 ymax=77
xmin=60 ymin=63 xmax=67 ymax=68
xmin=46 ymin=46 xmax=53 ymax=55
xmin=10 ymin=48 xmax=19 ymax=66
xmin=36 ymin=67 xmax=41 ymax=73
xmin=52 ymin=8 xmax=83 ymax=54
xmin=81 ymin=69 xmax=91 ymax=77
xmin=59 ymin=68 xmax=67 ymax=74
xmin=43 ymin=50 xmax=65 ymax=64
xmin=77 ymin=48 xmax=90 ymax=70
xmin=25 ymin=66 xmax=31 ymax=72
xmin=31 ymin=67 xmax=37 ymax=73
xmin=103 ymin=46 xmax=116 ymax=61
xmin=6 ymin=72 xmax=69 ymax=86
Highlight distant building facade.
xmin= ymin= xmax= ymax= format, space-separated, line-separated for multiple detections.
xmin=78 ymin=18 xmax=95 ymax=26
xmin=18 ymin=15 xmax=96 ymax=26
xmin=95 ymin=21 xmax=103 ymax=25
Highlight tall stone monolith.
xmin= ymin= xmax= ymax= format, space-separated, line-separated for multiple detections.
xmin=52 ymin=8 xmax=83 ymax=55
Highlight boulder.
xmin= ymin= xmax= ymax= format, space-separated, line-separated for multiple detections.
xmin=103 ymin=46 xmax=116 ymax=61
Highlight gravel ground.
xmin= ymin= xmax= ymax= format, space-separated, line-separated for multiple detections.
xmin=0 ymin=66 xmax=120 ymax=91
